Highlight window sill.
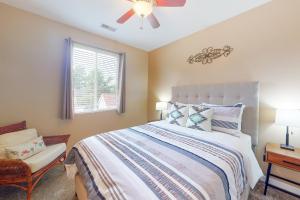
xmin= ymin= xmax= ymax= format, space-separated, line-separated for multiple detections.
xmin=74 ymin=108 xmax=117 ymax=115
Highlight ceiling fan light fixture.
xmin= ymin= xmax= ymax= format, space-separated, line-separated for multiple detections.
xmin=117 ymin=0 xmax=186 ymax=29
xmin=133 ymin=0 xmax=153 ymax=17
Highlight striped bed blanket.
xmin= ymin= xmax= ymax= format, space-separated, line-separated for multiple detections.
xmin=66 ymin=122 xmax=249 ymax=200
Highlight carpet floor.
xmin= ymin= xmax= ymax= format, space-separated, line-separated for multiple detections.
xmin=0 ymin=165 xmax=298 ymax=200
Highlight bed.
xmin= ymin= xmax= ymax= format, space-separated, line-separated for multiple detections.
xmin=66 ymin=82 xmax=263 ymax=200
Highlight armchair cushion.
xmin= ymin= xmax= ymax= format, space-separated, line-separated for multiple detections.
xmin=24 ymin=143 xmax=66 ymax=173
xmin=0 ymin=129 xmax=38 ymax=159
xmin=5 ymin=136 xmax=46 ymax=160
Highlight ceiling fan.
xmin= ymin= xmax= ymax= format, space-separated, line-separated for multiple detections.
xmin=117 ymin=0 xmax=186 ymax=29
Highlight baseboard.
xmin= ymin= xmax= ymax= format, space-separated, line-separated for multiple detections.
xmin=260 ymin=176 xmax=300 ymax=196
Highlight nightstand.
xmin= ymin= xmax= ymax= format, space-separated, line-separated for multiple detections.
xmin=264 ymin=143 xmax=300 ymax=198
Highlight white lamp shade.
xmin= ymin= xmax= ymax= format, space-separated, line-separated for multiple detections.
xmin=276 ymin=109 xmax=300 ymax=127
xmin=156 ymin=102 xmax=167 ymax=111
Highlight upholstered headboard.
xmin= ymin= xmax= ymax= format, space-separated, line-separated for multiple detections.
xmin=171 ymin=82 xmax=260 ymax=146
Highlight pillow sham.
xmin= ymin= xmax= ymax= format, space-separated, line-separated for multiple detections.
xmin=203 ymin=103 xmax=245 ymax=135
xmin=186 ymin=105 xmax=213 ymax=132
xmin=167 ymin=102 xmax=188 ymax=126
xmin=5 ymin=136 xmax=46 ymax=160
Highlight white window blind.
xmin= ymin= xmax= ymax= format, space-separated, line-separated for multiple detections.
xmin=72 ymin=43 xmax=120 ymax=113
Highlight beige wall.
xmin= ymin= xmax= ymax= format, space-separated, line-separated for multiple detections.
xmin=0 ymin=3 xmax=148 ymax=149
xmin=148 ymin=0 xmax=300 ymax=183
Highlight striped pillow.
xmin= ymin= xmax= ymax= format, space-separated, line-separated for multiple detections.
xmin=203 ymin=103 xmax=245 ymax=135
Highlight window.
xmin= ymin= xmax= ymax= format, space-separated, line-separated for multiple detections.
xmin=72 ymin=43 xmax=120 ymax=113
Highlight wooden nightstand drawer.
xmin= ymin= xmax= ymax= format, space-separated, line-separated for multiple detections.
xmin=267 ymin=152 xmax=300 ymax=171
xmin=264 ymin=143 xmax=300 ymax=198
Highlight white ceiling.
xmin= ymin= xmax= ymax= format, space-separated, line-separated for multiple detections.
xmin=0 ymin=0 xmax=270 ymax=51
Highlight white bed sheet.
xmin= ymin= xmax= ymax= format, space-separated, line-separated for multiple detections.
xmin=150 ymin=120 xmax=263 ymax=189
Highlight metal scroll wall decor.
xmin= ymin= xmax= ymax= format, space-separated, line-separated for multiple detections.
xmin=187 ymin=45 xmax=233 ymax=64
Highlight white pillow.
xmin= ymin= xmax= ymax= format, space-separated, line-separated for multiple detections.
xmin=167 ymin=102 xmax=188 ymax=126
xmin=203 ymin=103 xmax=245 ymax=135
xmin=0 ymin=128 xmax=38 ymax=146
xmin=5 ymin=136 xmax=46 ymax=160
xmin=0 ymin=128 xmax=38 ymax=159
xmin=186 ymin=105 xmax=213 ymax=132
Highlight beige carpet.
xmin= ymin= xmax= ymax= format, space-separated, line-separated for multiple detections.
xmin=0 ymin=165 xmax=298 ymax=200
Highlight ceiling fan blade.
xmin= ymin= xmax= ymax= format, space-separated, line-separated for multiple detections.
xmin=117 ymin=9 xmax=135 ymax=24
xmin=156 ymin=0 xmax=186 ymax=7
xmin=147 ymin=13 xmax=160 ymax=29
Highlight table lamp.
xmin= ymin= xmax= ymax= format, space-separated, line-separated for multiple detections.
xmin=275 ymin=109 xmax=300 ymax=151
xmin=156 ymin=102 xmax=167 ymax=120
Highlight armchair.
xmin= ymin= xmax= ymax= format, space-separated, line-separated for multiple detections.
xmin=0 ymin=121 xmax=70 ymax=200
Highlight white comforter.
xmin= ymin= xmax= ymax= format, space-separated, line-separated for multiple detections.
xmin=66 ymin=120 xmax=263 ymax=200
xmin=150 ymin=120 xmax=263 ymax=189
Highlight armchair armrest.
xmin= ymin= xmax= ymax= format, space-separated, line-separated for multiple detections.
xmin=43 ymin=134 xmax=70 ymax=146
xmin=0 ymin=159 xmax=31 ymax=180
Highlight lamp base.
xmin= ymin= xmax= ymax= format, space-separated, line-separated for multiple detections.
xmin=280 ymin=144 xmax=295 ymax=151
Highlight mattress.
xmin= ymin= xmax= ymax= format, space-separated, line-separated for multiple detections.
xmin=66 ymin=121 xmax=263 ymax=200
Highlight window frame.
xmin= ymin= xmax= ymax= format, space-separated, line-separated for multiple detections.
xmin=71 ymin=42 xmax=120 ymax=114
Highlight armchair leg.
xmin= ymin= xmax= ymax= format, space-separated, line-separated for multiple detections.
xmin=27 ymin=177 xmax=33 ymax=200
xmin=27 ymin=189 xmax=32 ymax=200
